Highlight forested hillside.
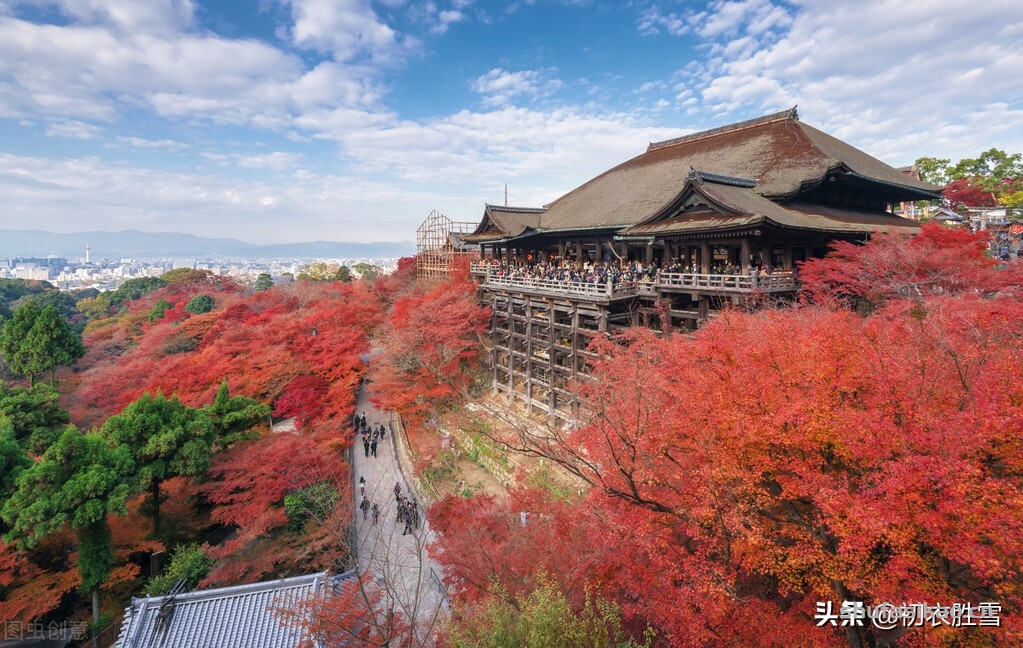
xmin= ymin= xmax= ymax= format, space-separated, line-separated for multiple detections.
xmin=2 ymin=228 xmax=1022 ymax=647
xmin=0 ymin=266 xmax=409 ymax=633
xmin=421 ymin=226 xmax=1023 ymax=647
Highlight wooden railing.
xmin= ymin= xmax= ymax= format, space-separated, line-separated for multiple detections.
xmin=656 ymin=271 xmax=798 ymax=292
xmin=472 ymin=263 xmax=798 ymax=297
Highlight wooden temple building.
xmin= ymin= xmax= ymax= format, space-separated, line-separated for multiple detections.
xmin=461 ymin=108 xmax=942 ymax=418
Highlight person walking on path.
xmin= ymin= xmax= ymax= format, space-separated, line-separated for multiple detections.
xmin=371 ymin=503 xmax=380 ymax=524
xmin=360 ymin=497 xmax=370 ymax=520
xmin=371 ymin=438 xmax=378 ymax=458
xmin=363 ymin=437 xmax=370 ymax=458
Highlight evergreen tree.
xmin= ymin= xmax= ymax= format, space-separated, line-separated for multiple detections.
xmin=1 ymin=426 xmax=134 ymax=623
xmin=102 ymin=392 xmax=214 ymax=539
xmin=254 ymin=273 xmax=275 ymax=291
xmin=0 ymin=301 xmax=85 ymax=386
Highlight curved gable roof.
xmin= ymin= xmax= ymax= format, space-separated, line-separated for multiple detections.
xmin=463 ymin=204 xmax=545 ymax=243
xmin=622 ymin=173 xmax=921 ymax=238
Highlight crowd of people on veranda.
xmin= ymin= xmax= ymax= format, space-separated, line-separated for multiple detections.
xmin=476 ymin=257 xmax=789 ymax=288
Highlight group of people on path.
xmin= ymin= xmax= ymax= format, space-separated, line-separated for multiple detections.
xmin=355 ymin=412 xmax=420 ymax=537
xmin=354 ymin=411 xmax=386 ymax=459
xmin=395 ymin=482 xmax=421 ymax=536
xmin=359 ymin=479 xmax=381 ymax=525
xmin=358 ymin=477 xmax=421 ymax=539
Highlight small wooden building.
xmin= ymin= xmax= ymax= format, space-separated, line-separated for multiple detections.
xmin=463 ymin=108 xmax=941 ymax=418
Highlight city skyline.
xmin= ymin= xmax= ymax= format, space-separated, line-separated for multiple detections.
xmin=1 ymin=0 xmax=1021 ymax=244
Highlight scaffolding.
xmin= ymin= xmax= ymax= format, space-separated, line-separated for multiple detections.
xmin=416 ymin=209 xmax=479 ymax=282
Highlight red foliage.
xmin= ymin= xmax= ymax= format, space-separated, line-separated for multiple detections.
xmin=276 ymin=572 xmax=410 ymax=647
xmin=0 ymin=534 xmax=80 ymax=623
xmin=196 ymin=430 xmax=351 ymax=585
xmin=430 ymin=489 xmax=601 ymax=607
xmin=581 ymin=301 xmax=1022 ymax=644
xmin=799 ymin=222 xmax=1023 ymax=306
xmin=943 ymin=176 xmax=999 ymax=211
xmin=272 ymin=375 xmax=329 ymax=429
xmin=373 ymin=256 xmax=419 ymax=303
xmin=369 ymin=273 xmax=489 ymax=429
xmin=433 ymin=284 xmax=1023 ymax=645
xmin=70 ymin=280 xmax=382 ymax=431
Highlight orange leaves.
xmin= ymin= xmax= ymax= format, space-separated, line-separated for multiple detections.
xmin=370 ymin=274 xmax=489 ymax=426
xmin=0 ymin=535 xmax=80 ymax=623
xmin=70 ymin=280 xmax=381 ymax=432
xmin=196 ymin=429 xmax=351 ymax=585
xmin=443 ymin=288 xmax=1023 ymax=643
xmin=799 ymin=223 xmax=1023 ymax=309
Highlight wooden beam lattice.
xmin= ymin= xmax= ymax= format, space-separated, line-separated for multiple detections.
xmin=416 ymin=209 xmax=479 ymax=282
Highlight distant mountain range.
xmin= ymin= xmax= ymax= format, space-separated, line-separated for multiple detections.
xmin=0 ymin=230 xmax=416 ymax=260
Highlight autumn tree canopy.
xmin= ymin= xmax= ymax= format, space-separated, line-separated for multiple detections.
xmin=438 ymin=231 xmax=1023 ymax=646
xmin=102 ymin=392 xmax=216 ymax=538
xmin=798 ymin=222 xmax=1023 ymax=308
xmin=916 ymin=148 xmax=1023 ymax=214
xmin=370 ymin=270 xmax=490 ymax=431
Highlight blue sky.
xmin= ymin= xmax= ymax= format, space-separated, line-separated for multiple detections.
xmin=0 ymin=0 xmax=1021 ymax=245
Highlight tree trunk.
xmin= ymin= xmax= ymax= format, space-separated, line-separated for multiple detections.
xmin=92 ymin=587 xmax=100 ymax=625
xmin=832 ymin=579 xmax=865 ymax=648
xmin=152 ymin=479 xmax=161 ymax=539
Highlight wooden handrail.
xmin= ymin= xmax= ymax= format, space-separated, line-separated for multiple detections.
xmin=474 ymin=264 xmax=799 ymax=296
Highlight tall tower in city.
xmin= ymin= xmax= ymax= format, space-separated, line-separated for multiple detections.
xmin=85 ymin=243 xmax=90 ymax=264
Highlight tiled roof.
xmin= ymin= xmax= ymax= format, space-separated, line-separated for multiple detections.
xmin=114 ymin=571 xmax=354 ymax=648
xmin=463 ymin=204 xmax=546 ymax=243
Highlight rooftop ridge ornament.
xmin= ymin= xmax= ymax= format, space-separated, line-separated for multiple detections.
xmin=688 ymin=168 xmax=758 ymax=188
xmin=648 ymin=107 xmax=799 ymax=152
xmin=486 ymin=204 xmax=547 ymax=213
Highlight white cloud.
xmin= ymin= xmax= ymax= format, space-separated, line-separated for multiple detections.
xmin=0 ymin=12 xmax=392 ymax=141
xmin=9 ymin=0 xmax=196 ymax=35
xmin=637 ymin=5 xmax=691 ymax=37
xmin=342 ymin=105 xmax=680 ymax=190
xmin=284 ymin=0 xmax=407 ymax=63
xmin=0 ymin=152 xmax=421 ymax=243
xmin=116 ymin=136 xmax=188 ymax=151
xmin=235 ymin=152 xmax=303 ymax=170
xmin=45 ymin=119 xmax=103 ymax=139
xmin=677 ymin=0 xmax=1023 ymax=164
xmin=471 ymin=68 xmax=564 ymax=107
xmin=433 ymin=9 xmax=465 ymax=34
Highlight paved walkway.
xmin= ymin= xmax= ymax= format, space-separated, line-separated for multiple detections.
xmin=351 ymin=380 xmax=448 ymax=645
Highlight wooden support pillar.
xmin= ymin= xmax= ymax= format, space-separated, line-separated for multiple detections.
xmin=785 ymin=240 xmax=793 ymax=271
xmin=524 ymin=300 xmax=533 ymax=412
xmin=547 ymin=298 xmax=557 ymax=414
xmin=506 ymin=296 xmax=514 ymax=397
xmin=741 ymin=238 xmax=751 ymax=273
xmin=701 ymin=242 xmax=711 ymax=274
xmin=491 ymin=295 xmax=499 ymax=393
xmin=570 ymin=305 xmax=579 ymax=379
xmin=645 ymin=242 xmax=653 ymax=265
